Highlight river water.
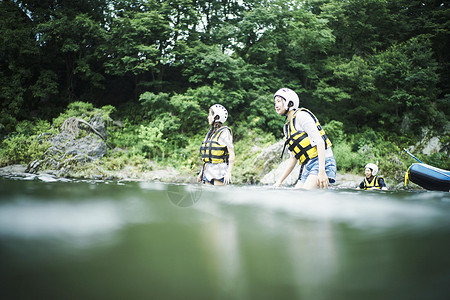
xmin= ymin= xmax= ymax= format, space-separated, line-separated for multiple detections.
xmin=1 ymin=175 xmax=449 ymax=300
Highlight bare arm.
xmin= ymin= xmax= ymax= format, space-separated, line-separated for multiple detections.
xmin=197 ymin=165 xmax=203 ymax=183
xmin=316 ymin=143 xmax=329 ymax=189
xmin=274 ymin=156 xmax=298 ymax=187
xmin=224 ymin=147 xmax=235 ymax=184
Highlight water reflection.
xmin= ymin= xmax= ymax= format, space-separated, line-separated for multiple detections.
xmin=0 ymin=177 xmax=449 ymax=299
xmin=0 ymin=200 xmax=123 ymax=238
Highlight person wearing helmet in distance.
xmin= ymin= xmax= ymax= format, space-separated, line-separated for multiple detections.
xmin=197 ymin=104 xmax=235 ymax=185
xmin=273 ymin=88 xmax=336 ymax=189
xmin=357 ymin=163 xmax=388 ymax=190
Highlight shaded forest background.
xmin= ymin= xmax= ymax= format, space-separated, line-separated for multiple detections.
xmin=0 ymin=0 xmax=449 ymax=183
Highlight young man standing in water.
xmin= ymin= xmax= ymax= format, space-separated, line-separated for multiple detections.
xmin=273 ymin=88 xmax=336 ymax=189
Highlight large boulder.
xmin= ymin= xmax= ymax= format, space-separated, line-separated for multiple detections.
xmin=260 ymin=159 xmax=302 ymax=186
xmin=26 ymin=115 xmax=108 ymax=175
xmin=252 ymin=140 xmax=285 ymax=176
xmin=408 ymin=126 xmax=450 ymax=155
xmin=253 ymin=139 xmax=301 ymax=186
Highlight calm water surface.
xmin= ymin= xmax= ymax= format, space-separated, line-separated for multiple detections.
xmin=1 ymin=175 xmax=450 ymax=300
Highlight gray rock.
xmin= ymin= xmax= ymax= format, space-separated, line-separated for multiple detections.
xmin=253 ymin=140 xmax=288 ymax=176
xmin=256 ymin=139 xmax=302 ymax=186
xmin=410 ymin=127 xmax=449 ymax=155
xmin=90 ymin=115 xmax=107 ymax=139
xmin=26 ymin=114 xmax=108 ymax=174
xmin=61 ymin=134 xmax=107 ymax=160
xmin=422 ymin=137 xmax=441 ymax=155
xmin=0 ymin=164 xmax=27 ymax=175
xmin=261 ymin=159 xmax=301 ymax=186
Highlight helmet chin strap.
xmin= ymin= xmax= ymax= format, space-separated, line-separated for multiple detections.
xmin=283 ymin=101 xmax=294 ymax=117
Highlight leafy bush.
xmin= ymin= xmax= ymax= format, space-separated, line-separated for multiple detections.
xmin=108 ymin=118 xmax=138 ymax=145
xmin=423 ymin=152 xmax=450 ymax=171
xmin=137 ymin=124 xmax=167 ymax=158
xmin=14 ymin=119 xmax=52 ymax=136
xmin=53 ymin=101 xmax=115 ymax=129
xmin=165 ymin=133 xmax=204 ymax=171
xmin=108 ymin=121 xmax=168 ymax=159
xmin=0 ymin=133 xmax=51 ymax=166
xmin=112 ymin=101 xmax=146 ymax=124
xmin=0 ymin=119 xmax=53 ymax=167
xmin=140 ymin=89 xmax=210 ymax=135
xmin=333 ymin=141 xmax=365 ymax=173
xmin=246 ymin=92 xmax=284 ymax=138
xmin=323 ymin=120 xmax=346 ymax=143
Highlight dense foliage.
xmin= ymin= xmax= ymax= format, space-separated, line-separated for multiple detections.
xmin=1 ymin=0 xmax=449 ymax=184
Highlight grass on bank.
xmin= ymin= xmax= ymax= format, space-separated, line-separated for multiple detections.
xmin=1 ymin=102 xmax=448 ymax=187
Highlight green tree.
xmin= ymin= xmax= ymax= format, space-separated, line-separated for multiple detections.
xmin=105 ymin=7 xmax=171 ymax=93
xmin=320 ymin=0 xmax=396 ymax=58
xmin=372 ymin=36 xmax=441 ymax=132
xmin=181 ymin=44 xmax=245 ymax=90
xmin=386 ymin=0 xmax=450 ymax=106
xmin=314 ymin=55 xmax=376 ymax=129
xmin=1 ymin=0 xmax=448 ymax=146
xmin=37 ymin=12 xmax=108 ymax=101
xmin=1 ymin=0 xmax=110 ymax=132
xmin=0 ymin=1 xmax=38 ymax=130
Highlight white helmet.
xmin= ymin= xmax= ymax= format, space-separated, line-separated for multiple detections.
xmin=365 ymin=163 xmax=378 ymax=176
xmin=274 ymin=88 xmax=299 ymax=112
xmin=210 ymin=104 xmax=228 ymax=124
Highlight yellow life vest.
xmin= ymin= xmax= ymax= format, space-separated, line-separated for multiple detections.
xmin=363 ymin=176 xmax=383 ymax=190
xmin=284 ymin=108 xmax=332 ymax=164
xmin=200 ymin=126 xmax=230 ymax=164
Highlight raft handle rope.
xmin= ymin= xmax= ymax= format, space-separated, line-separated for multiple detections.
xmin=403 ymin=148 xmax=423 ymax=163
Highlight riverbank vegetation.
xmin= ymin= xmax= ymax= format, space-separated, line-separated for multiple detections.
xmin=1 ymin=0 xmax=449 ymax=186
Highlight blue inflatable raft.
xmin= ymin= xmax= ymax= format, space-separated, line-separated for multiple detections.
xmin=405 ymin=163 xmax=450 ymax=192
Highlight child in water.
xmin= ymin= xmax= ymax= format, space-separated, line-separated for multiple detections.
xmin=357 ymin=163 xmax=388 ymax=190
xmin=197 ymin=104 xmax=235 ymax=185
xmin=273 ymin=88 xmax=336 ymax=189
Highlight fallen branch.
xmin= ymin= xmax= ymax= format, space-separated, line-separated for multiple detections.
xmin=61 ymin=117 xmax=107 ymax=141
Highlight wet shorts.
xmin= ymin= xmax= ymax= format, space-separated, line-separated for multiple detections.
xmin=202 ymin=175 xmax=224 ymax=185
xmin=298 ymin=156 xmax=337 ymax=184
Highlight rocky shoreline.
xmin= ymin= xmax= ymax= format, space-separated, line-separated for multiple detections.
xmin=1 ymin=113 xmax=429 ymax=190
xmin=0 ymin=163 xmax=362 ymax=188
xmin=0 ymin=164 xmax=191 ymax=183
